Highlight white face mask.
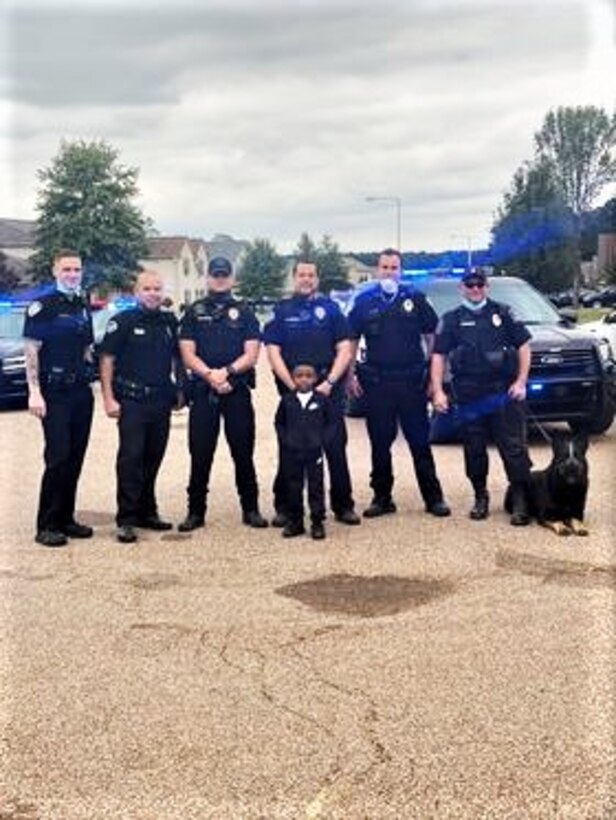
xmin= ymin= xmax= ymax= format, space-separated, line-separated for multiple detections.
xmin=380 ymin=277 xmax=399 ymax=297
xmin=56 ymin=281 xmax=81 ymax=297
xmin=462 ymin=297 xmax=487 ymax=311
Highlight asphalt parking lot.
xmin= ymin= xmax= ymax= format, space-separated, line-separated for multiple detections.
xmin=1 ymin=361 xmax=614 ymax=819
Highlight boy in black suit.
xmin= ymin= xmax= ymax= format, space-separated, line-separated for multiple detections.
xmin=274 ymin=363 xmax=336 ymax=539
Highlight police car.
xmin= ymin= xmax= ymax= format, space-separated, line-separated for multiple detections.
xmin=0 ymin=301 xmax=28 ymax=407
xmin=342 ymin=275 xmax=616 ymax=440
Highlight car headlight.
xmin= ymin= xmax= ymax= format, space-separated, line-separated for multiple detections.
xmin=596 ymin=337 xmax=614 ymax=363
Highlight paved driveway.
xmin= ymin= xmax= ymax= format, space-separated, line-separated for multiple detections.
xmin=1 ymin=362 xmax=614 ymax=818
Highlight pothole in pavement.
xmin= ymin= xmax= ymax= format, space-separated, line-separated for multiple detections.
xmin=276 ymin=573 xmax=456 ymax=617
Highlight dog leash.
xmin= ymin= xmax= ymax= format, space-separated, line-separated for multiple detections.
xmin=524 ymin=404 xmax=553 ymax=444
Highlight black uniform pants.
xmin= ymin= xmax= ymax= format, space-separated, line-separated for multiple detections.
xmin=273 ymin=387 xmax=354 ymax=515
xmin=116 ymin=399 xmax=171 ymax=526
xmin=364 ymin=380 xmax=444 ymax=506
xmin=283 ymin=448 xmax=325 ymax=525
xmin=457 ymin=391 xmax=531 ymax=491
xmin=187 ymin=384 xmax=259 ymax=518
xmin=37 ymin=384 xmax=94 ymax=532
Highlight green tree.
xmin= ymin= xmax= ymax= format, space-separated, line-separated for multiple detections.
xmin=535 ymin=106 xmax=616 ymax=218
xmin=295 ymin=232 xmax=318 ymax=264
xmin=491 ymin=158 xmax=577 ymax=291
xmin=315 ymin=234 xmax=349 ymax=292
xmin=491 ymin=106 xmax=616 ymax=293
xmin=293 ymin=232 xmax=350 ymax=292
xmin=0 ymin=251 xmax=20 ymax=293
xmin=236 ymin=238 xmax=286 ymax=301
xmin=32 ymin=139 xmax=151 ymax=292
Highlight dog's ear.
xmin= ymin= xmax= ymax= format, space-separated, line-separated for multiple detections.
xmin=551 ymin=430 xmax=568 ymax=456
xmin=573 ymin=432 xmax=589 ymax=456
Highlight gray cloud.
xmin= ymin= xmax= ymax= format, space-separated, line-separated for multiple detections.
xmin=3 ymin=0 xmax=611 ymax=252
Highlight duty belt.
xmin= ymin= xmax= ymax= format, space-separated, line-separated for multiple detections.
xmin=114 ymin=376 xmax=170 ymax=402
xmin=41 ymin=370 xmax=88 ymax=388
xmin=357 ymin=362 xmax=426 ymax=385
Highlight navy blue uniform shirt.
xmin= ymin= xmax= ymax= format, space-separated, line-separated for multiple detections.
xmin=433 ymin=298 xmax=530 ymax=385
xmin=263 ymin=294 xmax=350 ymax=374
xmin=23 ymin=290 xmax=93 ymax=380
xmin=179 ymin=294 xmax=260 ymax=367
xmin=348 ymin=283 xmax=437 ymax=372
xmin=99 ymin=307 xmax=179 ymax=388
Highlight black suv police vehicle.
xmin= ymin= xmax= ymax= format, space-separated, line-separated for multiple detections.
xmin=344 ymin=276 xmax=616 ymax=440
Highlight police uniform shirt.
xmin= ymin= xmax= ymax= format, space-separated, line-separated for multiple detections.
xmin=99 ymin=307 xmax=179 ymax=387
xmin=23 ymin=290 xmax=93 ymax=381
xmin=178 ymin=294 xmax=260 ymax=366
xmin=433 ymin=298 xmax=531 ymax=383
xmin=348 ymin=284 xmax=437 ymax=372
xmin=263 ymin=295 xmax=350 ymax=373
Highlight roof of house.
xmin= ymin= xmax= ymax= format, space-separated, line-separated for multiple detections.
xmin=206 ymin=234 xmax=249 ymax=265
xmin=0 ymin=218 xmax=37 ymax=247
xmin=144 ymin=236 xmax=192 ymax=259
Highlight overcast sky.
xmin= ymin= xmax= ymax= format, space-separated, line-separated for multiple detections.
xmin=1 ymin=0 xmax=615 ymax=253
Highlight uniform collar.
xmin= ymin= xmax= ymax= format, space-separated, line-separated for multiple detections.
xmin=207 ymin=292 xmax=233 ymax=304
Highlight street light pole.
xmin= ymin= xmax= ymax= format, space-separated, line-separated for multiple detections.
xmin=366 ymin=196 xmax=402 ymax=251
xmin=451 ymin=233 xmax=473 ymax=269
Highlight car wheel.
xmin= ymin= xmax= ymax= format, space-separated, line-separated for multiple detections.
xmin=569 ymin=401 xmax=615 ymax=436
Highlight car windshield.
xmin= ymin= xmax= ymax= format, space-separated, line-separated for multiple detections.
xmin=413 ymin=277 xmax=563 ymax=325
xmin=0 ymin=308 xmax=26 ymax=339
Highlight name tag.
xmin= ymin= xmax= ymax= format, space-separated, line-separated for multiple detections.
xmin=134 ymin=328 xmax=146 ymax=335
xmin=460 ymin=321 xmax=476 ymax=327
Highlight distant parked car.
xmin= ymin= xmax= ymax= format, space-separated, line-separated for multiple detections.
xmin=582 ymin=285 xmax=616 ymax=309
xmin=343 ymin=275 xmax=616 ymax=439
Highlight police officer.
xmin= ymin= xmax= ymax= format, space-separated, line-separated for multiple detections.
xmin=23 ymin=249 xmax=95 ymax=547
xmin=347 ymin=248 xmax=450 ymax=519
xmin=99 ymin=270 xmax=183 ymax=544
xmin=431 ymin=268 xmax=531 ymax=525
xmin=264 ymin=260 xmax=359 ymax=526
xmin=177 ymin=256 xmax=268 ymax=531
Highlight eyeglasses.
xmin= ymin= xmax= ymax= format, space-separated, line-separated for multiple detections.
xmin=209 ymin=271 xmax=232 ymax=278
xmin=464 ymin=281 xmax=485 ymax=290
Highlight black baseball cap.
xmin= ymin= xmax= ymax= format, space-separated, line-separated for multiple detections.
xmin=208 ymin=256 xmax=233 ymax=277
xmin=461 ymin=268 xmax=487 ymax=285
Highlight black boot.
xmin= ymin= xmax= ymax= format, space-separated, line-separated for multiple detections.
xmin=469 ymin=490 xmax=490 ymax=521
xmin=509 ymin=482 xmax=530 ymax=526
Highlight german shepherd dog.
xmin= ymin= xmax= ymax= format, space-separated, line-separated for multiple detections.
xmin=506 ymin=431 xmax=590 ymax=536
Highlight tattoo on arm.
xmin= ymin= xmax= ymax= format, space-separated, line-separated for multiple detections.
xmin=24 ymin=340 xmax=42 ymax=389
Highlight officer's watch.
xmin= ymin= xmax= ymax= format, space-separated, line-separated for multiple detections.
xmin=226 ymin=364 xmax=238 ymax=378
xmin=326 ymin=375 xmax=337 ymax=386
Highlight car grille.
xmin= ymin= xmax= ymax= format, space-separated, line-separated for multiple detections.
xmin=530 ymin=348 xmax=597 ymax=376
xmin=1 ymin=355 xmax=26 ymax=374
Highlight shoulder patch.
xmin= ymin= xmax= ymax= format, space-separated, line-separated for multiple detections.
xmin=27 ymin=301 xmax=42 ymax=317
xmin=106 ymin=319 xmax=119 ymax=334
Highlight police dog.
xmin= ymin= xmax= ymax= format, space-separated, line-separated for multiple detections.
xmin=506 ymin=431 xmax=590 ymax=536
